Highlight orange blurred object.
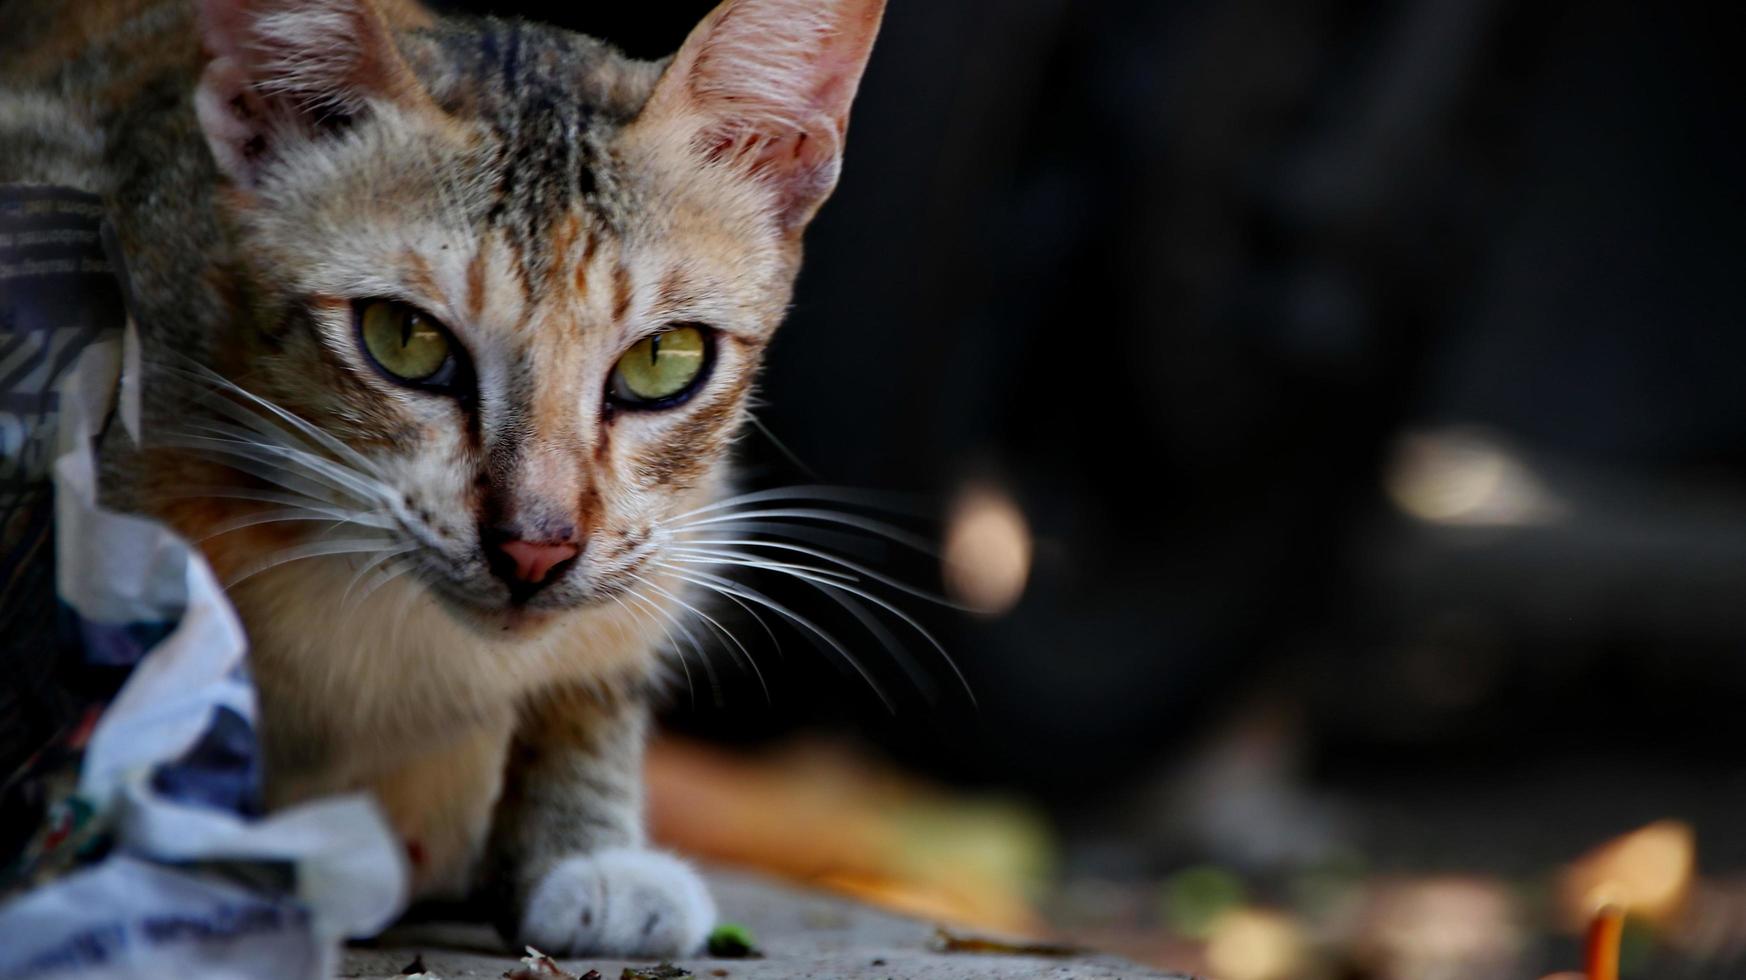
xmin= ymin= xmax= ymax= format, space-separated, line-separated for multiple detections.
xmin=1558 ymin=820 xmax=1695 ymax=930
xmin=1584 ymin=904 xmax=1624 ymax=980
xmin=645 ymin=735 xmax=1051 ymax=935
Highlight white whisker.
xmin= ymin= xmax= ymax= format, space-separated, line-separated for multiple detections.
xmin=649 ymin=557 xmax=785 ymax=661
xmin=670 ymin=508 xmax=939 ymax=556
xmin=161 ymin=429 xmax=394 ymax=507
xmin=156 ymin=435 xmax=363 ymax=506
xmin=668 ymin=547 xmax=859 ymax=583
xmin=200 ymin=506 xmax=395 ymax=540
xmin=160 ymin=485 xmax=351 ymax=512
xmin=743 ymin=416 xmax=821 ymax=481
xmin=151 ymin=358 xmax=387 ymax=478
xmin=224 ymin=536 xmax=394 ymax=590
xmin=660 ymin=565 xmax=895 ymax=714
xmin=624 ymin=587 xmax=720 ymax=707
xmin=179 ymin=420 xmax=395 ymax=501
xmin=675 ymin=537 xmax=966 ymax=609
xmin=685 ymin=549 xmax=935 ymax=702
xmin=385 ymin=561 xmax=429 ymax=648
xmin=610 ymin=592 xmax=697 ymax=708
xmin=688 ymin=519 xmax=895 ymax=560
xmin=342 ymin=544 xmax=423 ymax=613
xmin=630 ymin=572 xmax=770 ymax=705
xmin=673 ymin=551 xmax=971 ymax=707
xmin=801 ymin=576 xmax=937 ymax=704
xmin=666 ymin=484 xmax=928 ymax=524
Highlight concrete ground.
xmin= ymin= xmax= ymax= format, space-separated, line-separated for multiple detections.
xmin=343 ymin=870 xmax=1190 ymax=980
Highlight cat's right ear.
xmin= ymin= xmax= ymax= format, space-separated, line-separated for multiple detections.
xmin=636 ymin=0 xmax=887 ymax=235
xmin=192 ymin=0 xmax=430 ymax=188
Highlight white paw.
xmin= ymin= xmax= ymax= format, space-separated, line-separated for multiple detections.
xmin=518 ymin=848 xmax=716 ymax=957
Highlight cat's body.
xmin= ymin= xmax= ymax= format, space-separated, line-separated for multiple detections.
xmin=0 ymin=0 xmax=882 ymax=955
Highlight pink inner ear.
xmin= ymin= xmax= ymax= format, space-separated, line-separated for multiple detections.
xmin=696 ymin=123 xmax=843 ymax=232
xmin=195 ymin=0 xmax=255 ymax=61
xmin=698 ymin=119 xmax=838 ymax=176
xmin=804 ymin=6 xmax=885 ymax=132
xmin=194 ymin=56 xmax=270 ymax=186
xmin=659 ymin=0 xmax=883 ymax=229
xmin=194 ymin=0 xmax=427 ymax=116
xmin=190 ymin=0 xmax=435 ymax=187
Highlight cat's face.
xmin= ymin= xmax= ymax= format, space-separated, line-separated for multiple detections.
xmin=185 ymin=0 xmax=880 ymax=630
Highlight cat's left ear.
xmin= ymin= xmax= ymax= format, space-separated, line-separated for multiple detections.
xmin=192 ymin=0 xmax=432 ymax=188
xmin=639 ymin=0 xmax=886 ymax=234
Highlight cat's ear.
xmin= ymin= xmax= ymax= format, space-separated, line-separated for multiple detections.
xmin=641 ymin=0 xmax=886 ymax=233
xmin=192 ymin=0 xmax=430 ymax=188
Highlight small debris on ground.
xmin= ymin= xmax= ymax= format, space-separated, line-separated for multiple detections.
xmin=931 ymin=927 xmax=1080 ymax=957
xmin=706 ymin=923 xmax=762 ymax=958
xmin=620 ymin=964 xmax=693 ymax=979
xmin=504 ymin=946 xmax=576 ymax=980
xmin=399 ymin=952 xmax=444 ymax=979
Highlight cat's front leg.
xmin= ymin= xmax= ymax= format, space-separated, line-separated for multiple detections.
xmin=483 ymin=684 xmax=715 ymax=957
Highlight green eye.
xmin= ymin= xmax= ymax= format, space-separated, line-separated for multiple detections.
xmin=610 ymin=325 xmax=710 ymax=406
xmin=359 ymin=300 xmax=454 ymax=383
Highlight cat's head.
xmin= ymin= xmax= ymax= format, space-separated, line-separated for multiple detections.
xmin=181 ymin=0 xmax=882 ymax=630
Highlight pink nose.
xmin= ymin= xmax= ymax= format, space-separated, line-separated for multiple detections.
xmin=496 ymin=539 xmax=580 ymax=585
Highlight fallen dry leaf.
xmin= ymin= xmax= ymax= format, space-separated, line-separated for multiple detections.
xmin=503 ymin=946 xmax=576 ymax=980
xmin=620 ymin=965 xmax=693 ymax=979
xmin=931 ymin=927 xmax=1079 ymax=956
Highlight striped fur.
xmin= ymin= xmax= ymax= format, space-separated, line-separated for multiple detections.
xmin=0 ymin=0 xmax=884 ymax=955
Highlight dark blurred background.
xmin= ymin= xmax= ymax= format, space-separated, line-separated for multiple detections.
xmin=441 ymin=0 xmax=1746 ymax=971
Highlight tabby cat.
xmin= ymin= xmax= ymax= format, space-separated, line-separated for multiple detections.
xmin=0 ymin=0 xmax=884 ymax=956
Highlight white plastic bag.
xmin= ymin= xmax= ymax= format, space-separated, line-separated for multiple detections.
xmin=0 ymin=185 xmax=406 ymax=980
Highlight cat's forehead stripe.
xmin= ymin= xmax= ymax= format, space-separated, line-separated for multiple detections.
xmin=611 ymin=264 xmax=633 ymax=323
xmin=574 ymin=230 xmax=597 ymax=297
xmin=548 ymin=212 xmax=584 ymax=296
xmin=402 ymin=249 xmax=439 ymax=301
xmin=426 ymin=17 xmax=623 ymax=289
xmin=466 ymin=247 xmax=488 ymax=320
xmin=657 ymin=269 xmax=696 ymax=312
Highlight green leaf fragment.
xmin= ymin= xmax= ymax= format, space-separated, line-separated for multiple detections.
xmin=706 ymin=923 xmax=761 ymax=958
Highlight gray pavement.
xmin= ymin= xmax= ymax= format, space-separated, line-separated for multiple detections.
xmin=343 ymin=870 xmax=1190 ymax=980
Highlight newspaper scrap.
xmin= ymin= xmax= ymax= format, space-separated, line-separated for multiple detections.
xmin=505 ymin=945 xmax=578 ymax=979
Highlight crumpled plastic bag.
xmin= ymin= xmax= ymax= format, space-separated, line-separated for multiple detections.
xmin=0 ymin=185 xmax=406 ymax=978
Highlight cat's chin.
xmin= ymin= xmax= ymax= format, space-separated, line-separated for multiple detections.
xmin=426 ymin=588 xmax=572 ymax=638
xmin=433 ymin=585 xmax=630 ymax=640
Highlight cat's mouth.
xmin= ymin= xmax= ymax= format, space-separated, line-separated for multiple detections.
xmin=386 ymin=531 xmax=649 ymax=636
xmin=413 ymin=557 xmax=618 ymax=637
xmin=426 ymin=582 xmax=570 ymax=635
